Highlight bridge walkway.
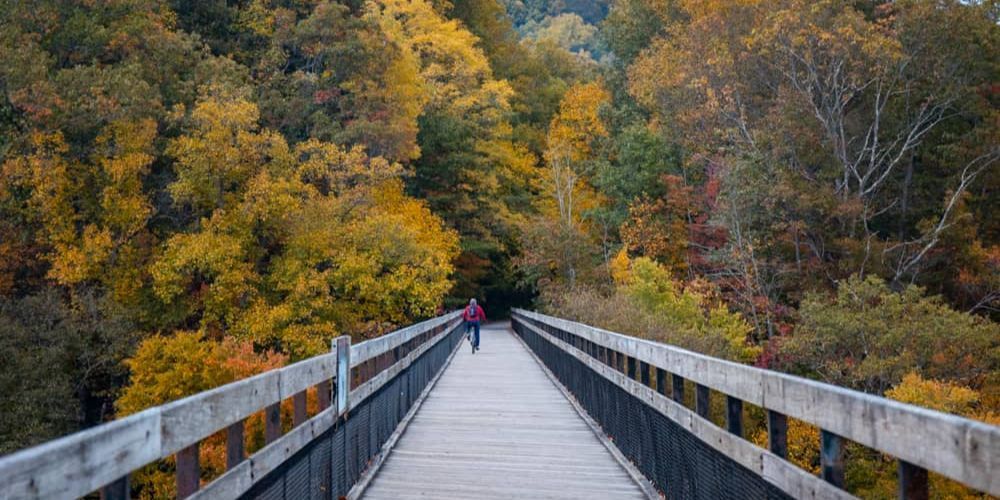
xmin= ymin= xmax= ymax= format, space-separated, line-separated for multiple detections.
xmin=360 ymin=323 xmax=647 ymax=499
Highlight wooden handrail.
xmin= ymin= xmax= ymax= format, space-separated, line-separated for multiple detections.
xmin=513 ymin=308 xmax=1000 ymax=497
xmin=0 ymin=311 xmax=462 ymax=499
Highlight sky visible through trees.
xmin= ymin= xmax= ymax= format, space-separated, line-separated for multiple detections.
xmin=0 ymin=0 xmax=997 ymax=496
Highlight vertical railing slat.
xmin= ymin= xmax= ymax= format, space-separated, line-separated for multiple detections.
xmin=821 ymin=430 xmax=846 ymax=488
xmin=292 ymin=390 xmax=307 ymax=426
xmin=671 ymin=374 xmax=685 ymax=405
xmin=726 ymin=396 xmax=743 ymax=437
xmin=265 ymin=403 xmax=281 ymax=444
xmin=176 ymin=443 xmax=200 ymax=499
xmin=695 ymin=384 xmax=710 ymax=418
xmin=99 ymin=475 xmax=129 ymax=500
xmin=898 ymin=460 xmax=929 ymax=500
xmin=655 ymin=368 xmax=667 ymax=396
xmin=317 ymin=379 xmax=332 ymax=411
xmin=767 ymin=410 xmax=788 ymax=459
xmin=225 ymin=420 xmax=245 ymax=469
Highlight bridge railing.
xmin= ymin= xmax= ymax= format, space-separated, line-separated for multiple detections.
xmin=512 ymin=309 xmax=999 ymax=499
xmin=0 ymin=311 xmax=463 ymax=500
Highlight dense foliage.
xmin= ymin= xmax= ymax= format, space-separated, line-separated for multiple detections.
xmin=0 ymin=0 xmax=997 ymax=496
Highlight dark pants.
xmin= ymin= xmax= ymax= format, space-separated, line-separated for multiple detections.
xmin=466 ymin=320 xmax=480 ymax=348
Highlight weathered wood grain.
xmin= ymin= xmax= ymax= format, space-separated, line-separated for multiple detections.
xmin=278 ymin=351 xmax=337 ymax=399
xmin=0 ymin=408 xmax=161 ymax=499
xmin=351 ymin=312 xmax=461 ymax=367
xmin=160 ymin=370 xmax=280 ymax=456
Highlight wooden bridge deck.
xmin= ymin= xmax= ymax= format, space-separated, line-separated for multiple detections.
xmin=360 ymin=323 xmax=647 ymax=499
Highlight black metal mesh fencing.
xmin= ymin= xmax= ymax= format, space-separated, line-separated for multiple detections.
xmin=241 ymin=324 xmax=463 ymax=500
xmin=513 ymin=317 xmax=792 ymax=500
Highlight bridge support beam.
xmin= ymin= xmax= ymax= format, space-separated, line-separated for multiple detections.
xmin=898 ymin=460 xmax=928 ymax=500
xmin=821 ymin=430 xmax=846 ymax=489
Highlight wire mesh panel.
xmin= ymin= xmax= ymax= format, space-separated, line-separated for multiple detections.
xmin=512 ymin=318 xmax=792 ymax=500
xmin=240 ymin=324 xmax=463 ymax=500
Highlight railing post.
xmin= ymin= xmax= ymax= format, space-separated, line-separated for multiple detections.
xmin=695 ymin=384 xmax=710 ymax=418
xmin=99 ymin=476 xmax=129 ymax=500
xmin=176 ymin=443 xmax=200 ymax=498
xmin=225 ymin=420 xmax=245 ymax=469
xmin=726 ymin=396 xmax=743 ymax=437
xmin=671 ymin=374 xmax=685 ymax=404
xmin=335 ymin=335 xmax=351 ymax=416
xmin=898 ymin=460 xmax=928 ymax=500
xmin=767 ymin=410 xmax=788 ymax=459
xmin=821 ymin=430 xmax=846 ymax=488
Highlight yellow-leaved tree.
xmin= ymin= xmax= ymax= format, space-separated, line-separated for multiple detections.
xmin=151 ymin=90 xmax=460 ymax=357
xmin=520 ymin=81 xmax=611 ymax=288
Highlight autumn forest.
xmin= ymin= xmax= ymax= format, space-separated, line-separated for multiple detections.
xmin=0 ymin=0 xmax=998 ymax=497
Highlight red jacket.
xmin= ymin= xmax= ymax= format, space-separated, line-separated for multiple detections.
xmin=462 ymin=304 xmax=486 ymax=322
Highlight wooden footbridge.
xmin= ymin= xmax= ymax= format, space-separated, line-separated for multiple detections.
xmin=1 ymin=310 xmax=997 ymax=499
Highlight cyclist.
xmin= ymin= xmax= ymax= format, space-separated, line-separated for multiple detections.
xmin=462 ymin=299 xmax=486 ymax=353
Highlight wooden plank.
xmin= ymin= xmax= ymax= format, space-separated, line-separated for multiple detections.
xmin=225 ymin=420 xmax=244 ymax=469
xmin=821 ymin=430 xmax=845 ymax=488
xmin=768 ymin=411 xmax=788 ymax=459
xmin=264 ymin=403 xmax=281 ymax=444
xmin=0 ymin=408 xmax=161 ymax=499
xmin=671 ymin=373 xmax=685 ymax=405
xmin=317 ymin=379 xmax=332 ymax=411
xmin=99 ymin=475 xmax=129 ymax=500
xmin=763 ymin=371 xmax=1000 ymax=495
xmin=727 ymin=396 xmax=744 ymax=437
xmin=350 ymin=313 xmax=461 ymax=367
xmin=696 ymin=384 xmax=710 ymax=418
xmin=176 ymin=443 xmax=200 ymax=499
xmin=898 ymin=460 xmax=928 ymax=500
xmin=278 ymin=352 xmax=337 ymax=400
xmin=514 ymin=309 xmax=1000 ymax=496
xmin=292 ymin=391 xmax=307 ymax=426
xmin=159 ymin=371 xmax=280 ymax=456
